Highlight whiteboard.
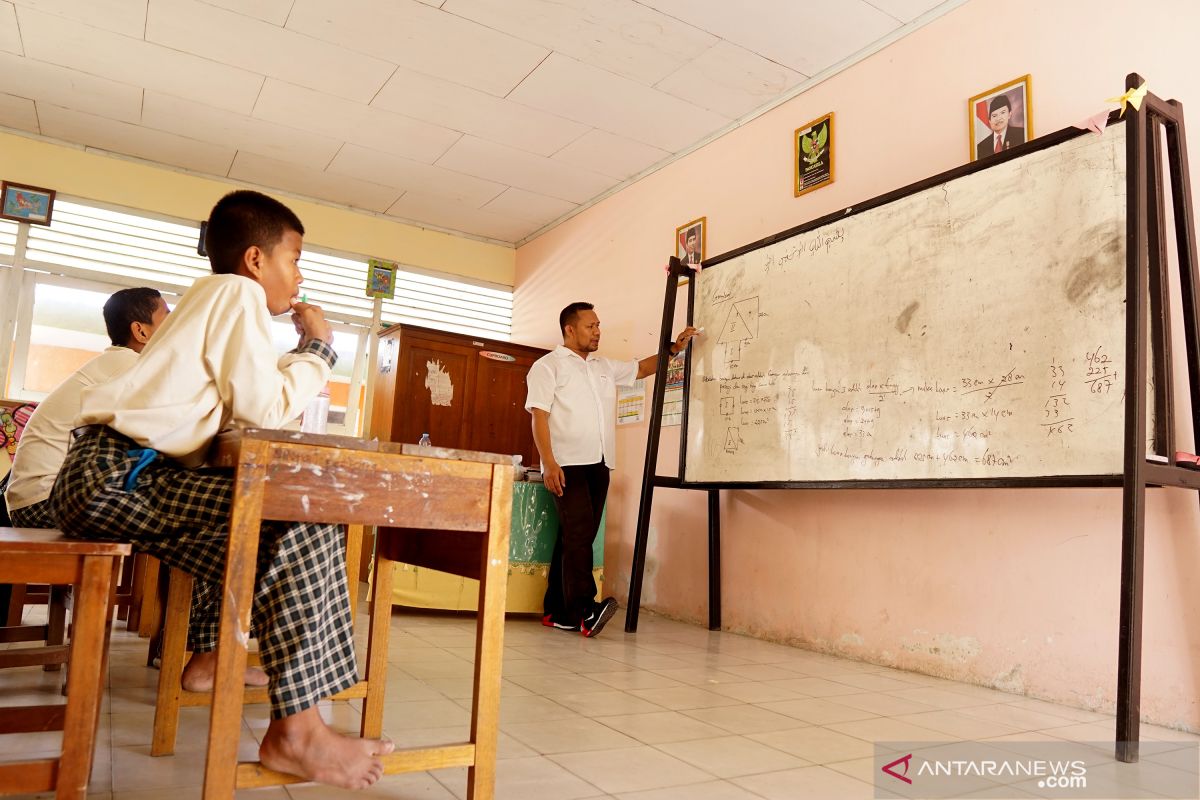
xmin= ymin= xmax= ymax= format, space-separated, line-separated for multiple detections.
xmin=685 ymin=124 xmax=1130 ymax=484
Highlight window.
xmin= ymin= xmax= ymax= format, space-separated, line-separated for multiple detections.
xmin=1 ymin=196 xmax=513 ymax=434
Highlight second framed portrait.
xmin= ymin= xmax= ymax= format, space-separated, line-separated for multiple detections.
xmin=676 ymin=217 xmax=705 ymax=267
xmin=969 ymin=75 xmax=1032 ymax=162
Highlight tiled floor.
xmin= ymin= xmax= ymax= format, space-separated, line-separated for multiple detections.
xmin=3 ymin=594 xmax=1199 ymax=799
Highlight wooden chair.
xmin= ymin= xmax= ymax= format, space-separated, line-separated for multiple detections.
xmin=0 ymin=528 xmax=129 ymax=799
xmin=151 ymin=526 xmax=364 ymax=756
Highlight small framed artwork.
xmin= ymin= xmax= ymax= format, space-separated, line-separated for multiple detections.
xmin=969 ymin=75 xmax=1032 ymax=162
xmin=794 ymin=112 xmax=834 ymax=197
xmin=0 ymin=181 xmax=55 ymax=225
xmin=366 ymin=258 xmax=397 ymax=299
xmin=675 ymin=217 xmax=705 ymax=268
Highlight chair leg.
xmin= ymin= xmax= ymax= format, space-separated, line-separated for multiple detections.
xmin=5 ymin=583 xmax=26 ymax=626
xmin=126 ymin=553 xmax=148 ymax=632
xmin=137 ymin=556 xmax=162 ymax=638
xmin=151 ymin=568 xmax=192 ymax=757
xmin=43 ymin=584 xmax=69 ymax=673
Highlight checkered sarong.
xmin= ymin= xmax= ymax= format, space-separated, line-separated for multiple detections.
xmin=9 ymin=497 xmax=56 ymax=527
xmin=50 ymin=425 xmax=358 ymax=718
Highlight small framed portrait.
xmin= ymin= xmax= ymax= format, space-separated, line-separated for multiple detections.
xmin=794 ymin=112 xmax=834 ymax=197
xmin=969 ymin=75 xmax=1032 ymax=162
xmin=0 ymin=181 xmax=55 ymax=225
xmin=675 ymin=217 xmax=705 ymax=268
xmin=366 ymin=258 xmax=397 ymax=299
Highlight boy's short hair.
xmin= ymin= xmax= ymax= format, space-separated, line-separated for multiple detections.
xmin=204 ymin=190 xmax=305 ymax=275
xmin=559 ymin=302 xmax=594 ymax=334
xmin=103 ymin=287 xmax=163 ymax=347
xmin=989 ymin=93 xmax=1012 ymax=114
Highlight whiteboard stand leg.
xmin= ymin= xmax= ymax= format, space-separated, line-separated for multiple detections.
xmin=707 ymin=489 xmax=721 ymax=630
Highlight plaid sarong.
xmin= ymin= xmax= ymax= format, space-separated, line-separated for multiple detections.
xmin=50 ymin=425 xmax=358 ymax=718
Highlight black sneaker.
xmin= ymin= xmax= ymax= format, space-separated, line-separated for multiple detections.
xmin=581 ymin=597 xmax=619 ymax=638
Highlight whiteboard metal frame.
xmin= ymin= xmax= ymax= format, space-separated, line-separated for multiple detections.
xmin=627 ymin=72 xmax=1200 ymax=770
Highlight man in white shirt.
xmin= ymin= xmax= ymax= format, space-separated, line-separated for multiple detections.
xmin=6 ymin=287 xmax=168 ymax=527
xmin=525 ymin=302 xmax=697 ymax=637
xmin=49 ymin=190 xmax=393 ymax=789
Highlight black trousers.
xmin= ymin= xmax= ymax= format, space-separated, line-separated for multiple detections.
xmin=544 ymin=462 xmax=609 ymax=625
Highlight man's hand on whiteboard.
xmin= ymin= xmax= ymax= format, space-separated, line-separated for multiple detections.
xmin=543 ymin=460 xmax=566 ymax=496
xmin=669 ymin=326 xmax=701 ymax=355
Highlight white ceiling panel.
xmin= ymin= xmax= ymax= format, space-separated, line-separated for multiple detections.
xmin=481 ymin=188 xmax=575 ymax=226
xmin=11 ymin=0 xmax=146 ymax=37
xmin=442 ymin=0 xmax=717 ymax=86
xmin=286 ymin=0 xmax=548 ymax=98
xmin=0 ymin=51 xmax=142 ymax=122
xmin=0 ymin=2 xmax=21 ymax=55
xmin=2 ymin=0 xmax=963 ymax=243
xmin=38 ymin=103 xmax=236 ymax=175
xmin=867 ymin=0 xmax=948 ymax=23
xmin=142 ymin=92 xmax=342 ymax=167
xmin=255 ymin=80 xmax=461 ymax=165
xmin=329 ymin=144 xmax=506 ymax=207
xmin=371 ymin=64 xmax=590 ymax=158
xmin=655 ymin=40 xmax=806 ymax=120
xmin=199 ymin=0 xmax=293 ymax=26
xmin=0 ymin=91 xmax=38 ymax=133
xmin=229 ymin=152 xmax=403 ymax=214
xmin=387 ymin=191 xmax=540 ymax=242
xmin=146 ymin=0 xmax=394 ymax=104
xmin=437 ymin=135 xmax=617 ymax=205
xmin=17 ymin=7 xmax=262 ymax=114
xmin=509 ymin=53 xmax=730 ymax=152
xmin=639 ymin=0 xmax=899 ymax=75
xmin=551 ymin=129 xmax=670 ymax=181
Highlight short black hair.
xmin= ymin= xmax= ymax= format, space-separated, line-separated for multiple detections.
xmin=989 ymin=93 xmax=1012 ymax=114
xmin=103 ymin=287 xmax=162 ymax=347
xmin=204 ymin=190 xmax=305 ymax=275
xmin=559 ymin=302 xmax=594 ymax=335
xmin=686 ymin=228 xmax=698 ymax=241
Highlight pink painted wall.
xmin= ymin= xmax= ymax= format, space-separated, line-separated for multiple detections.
xmin=513 ymin=0 xmax=1200 ymax=729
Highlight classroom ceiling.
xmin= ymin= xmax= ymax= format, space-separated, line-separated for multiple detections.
xmin=0 ymin=0 xmax=961 ymax=246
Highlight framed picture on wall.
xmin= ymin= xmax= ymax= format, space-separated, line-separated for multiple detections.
xmin=366 ymin=258 xmax=397 ymax=299
xmin=794 ymin=112 xmax=834 ymax=197
xmin=0 ymin=181 xmax=55 ymax=225
xmin=676 ymin=216 xmax=705 ymax=267
xmin=969 ymin=75 xmax=1032 ymax=162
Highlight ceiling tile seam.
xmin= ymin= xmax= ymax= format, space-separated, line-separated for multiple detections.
xmin=515 ymin=0 xmax=969 ymax=247
xmin=282 ymin=0 xmax=296 ymax=28
xmin=321 ymin=141 xmax=345 ymax=173
xmin=11 ymin=0 xmax=25 ymax=56
xmin=862 ymin=0 xmax=907 ymax=25
xmin=425 ymin=141 xmax=580 ymax=207
xmin=501 ymin=48 xmax=552 ymax=101
xmin=141 ymin=0 xmax=148 ymax=40
xmin=38 ymin=98 xmax=242 ymax=157
xmin=222 ymin=148 xmax=236 ymax=178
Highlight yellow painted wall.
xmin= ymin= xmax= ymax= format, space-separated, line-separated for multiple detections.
xmin=0 ymin=131 xmax=515 ymax=285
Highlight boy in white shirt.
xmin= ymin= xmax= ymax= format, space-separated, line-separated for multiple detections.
xmin=7 ymin=287 xmax=167 ymax=527
xmin=50 ymin=190 xmax=393 ymax=789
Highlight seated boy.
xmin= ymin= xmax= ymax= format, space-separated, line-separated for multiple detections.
xmin=7 ymin=287 xmax=167 ymax=527
xmin=50 ymin=190 xmax=393 ymax=789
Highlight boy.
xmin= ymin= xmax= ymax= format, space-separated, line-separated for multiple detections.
xmin=7 ymin=287 xmax=167 ymax=527
xmin=50 ymin=190 xmax=393 ymax=789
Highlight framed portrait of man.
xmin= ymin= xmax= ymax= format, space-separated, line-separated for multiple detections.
xmin=675 ymin=217 xmax=705 ymax=268
xmin=969 ymin=75 xmax=1032 ymax=162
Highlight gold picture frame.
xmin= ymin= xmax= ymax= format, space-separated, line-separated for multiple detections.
xmin=969 ymin=74 xmax=1032 ymax=162
xmin=794 ymin=112 xmax=834 ymax=197
xmin=675 ymin=216 xmax=705 ymax=268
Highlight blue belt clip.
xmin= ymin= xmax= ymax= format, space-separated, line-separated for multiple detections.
xmin=124 ymin=448 xmax=159 ymax=491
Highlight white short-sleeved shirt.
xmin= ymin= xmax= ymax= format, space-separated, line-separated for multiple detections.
xmin=79 ymin=273 xmax=332 ymax=468
xmin=525 ymin=346 xmax=638 ymax=469
xmin=5 ymin=346 xmax=139 ymax=511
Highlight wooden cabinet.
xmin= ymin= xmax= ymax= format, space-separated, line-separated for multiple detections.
xmin=369 ymin=324 xmax=548 ymax=467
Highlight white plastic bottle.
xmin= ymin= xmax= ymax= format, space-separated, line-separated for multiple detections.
xmin=418 ymin=432 xmax=432 ymax=450
xmin=300 ymin=388 xmax=330 ymax=434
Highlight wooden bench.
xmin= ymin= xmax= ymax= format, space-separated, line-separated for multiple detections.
xmin=0 ymin=527 xmax=129 ymax=799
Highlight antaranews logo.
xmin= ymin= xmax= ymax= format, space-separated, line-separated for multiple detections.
xmin=882 ymin=753 xmax=913 ymax=785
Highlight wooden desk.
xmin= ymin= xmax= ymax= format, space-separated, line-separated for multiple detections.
xmin=203 ymin=430 xmax=512 ymax=799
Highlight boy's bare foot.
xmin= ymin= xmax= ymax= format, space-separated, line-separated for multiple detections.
xmin=259 ymin=706 xmax=394 ymax=789
xmin=180 ymin=651 xmax=270 ymax=692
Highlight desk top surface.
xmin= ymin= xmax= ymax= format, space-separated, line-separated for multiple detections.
xmin=213 ymin=428 xmax=511 ymax=465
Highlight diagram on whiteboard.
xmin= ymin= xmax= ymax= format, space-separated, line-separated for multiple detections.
xmin=719 ymin=296 xmax=759 ymax=368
